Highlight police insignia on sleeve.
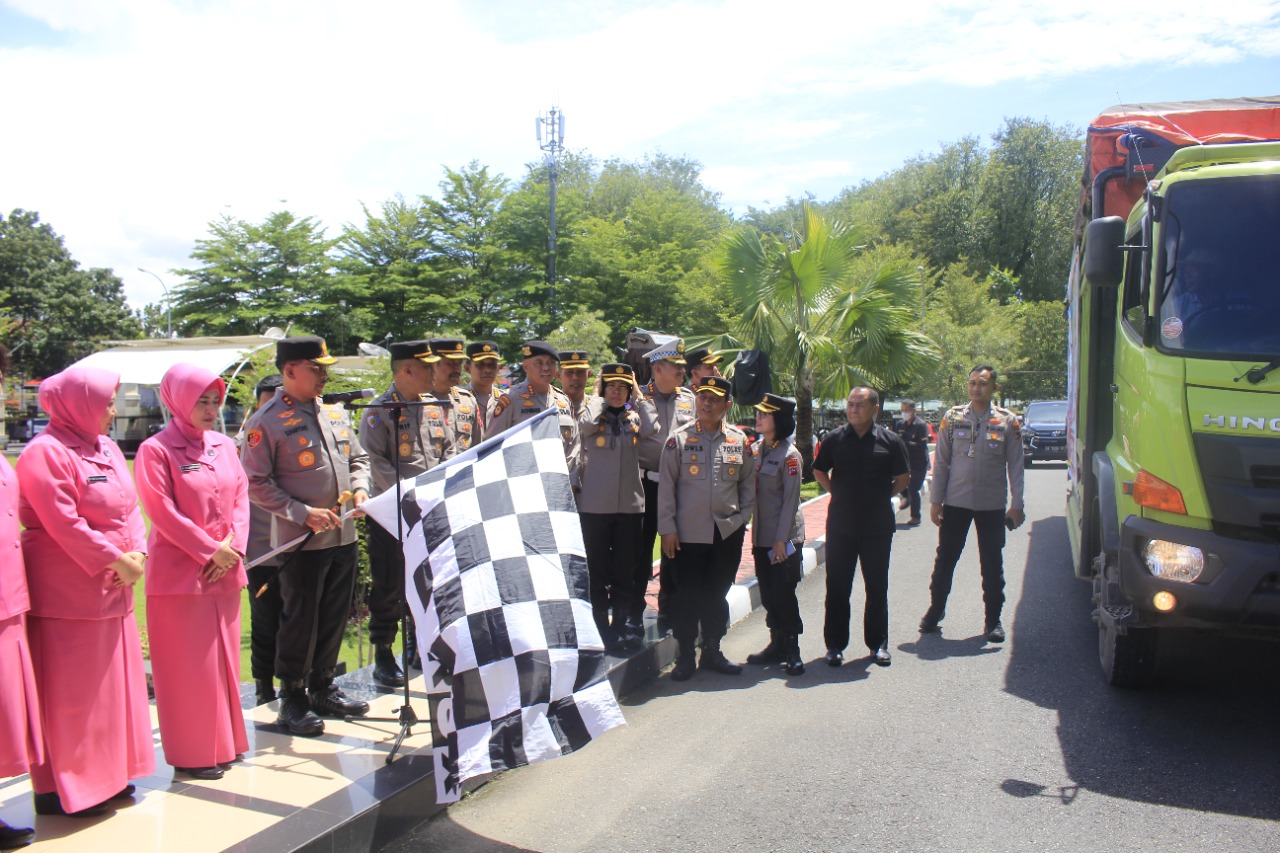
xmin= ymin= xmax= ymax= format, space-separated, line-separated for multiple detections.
xmin=247 ymin=429 xmax=262 ymax=449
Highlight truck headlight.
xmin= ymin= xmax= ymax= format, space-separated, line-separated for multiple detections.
xmin=1143 ymin=540 xmax=1205 ymax=583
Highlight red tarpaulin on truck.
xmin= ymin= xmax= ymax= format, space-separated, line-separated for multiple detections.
xmin=1081 ymin=96 xmax=1280 ymax=228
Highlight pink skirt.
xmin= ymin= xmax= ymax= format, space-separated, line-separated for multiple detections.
xmin=0 ymin=613 xmax=42 ymax=777
xmin=27 ymin=613 xmax=156 ymax=813
xmin=148 ymin=592 xmax=248 ymax=769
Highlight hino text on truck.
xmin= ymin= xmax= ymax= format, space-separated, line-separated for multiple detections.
xmin=1066 ymin=96 xmax=1280 ymax=685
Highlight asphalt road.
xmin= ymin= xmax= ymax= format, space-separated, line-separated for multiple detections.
xmin=390 ymin=465 xmax=1280 ymax=852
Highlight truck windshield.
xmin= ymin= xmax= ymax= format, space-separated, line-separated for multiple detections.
xmin=1156 ymin=174 xmax=1280 ymax=359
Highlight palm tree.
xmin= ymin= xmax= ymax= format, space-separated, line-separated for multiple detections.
xmin=712 ymin=203 xmax=937 ymax=474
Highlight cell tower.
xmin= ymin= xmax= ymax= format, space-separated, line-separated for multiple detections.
xmin=536 ymin=107 xmax=566 ymax=322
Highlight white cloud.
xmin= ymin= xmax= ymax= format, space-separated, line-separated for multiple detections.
xmin=1 ymin=0 xmax=1277 ymax=309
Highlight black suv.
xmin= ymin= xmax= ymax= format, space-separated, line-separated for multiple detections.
xmin=1021 ymin=400 xmax=1068 ymax=466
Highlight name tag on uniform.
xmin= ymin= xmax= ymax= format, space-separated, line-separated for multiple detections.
xmin=180 ymin=464 xmax=201 ymax=473
xmin=87 ymin=475 xmax=108 ymax=484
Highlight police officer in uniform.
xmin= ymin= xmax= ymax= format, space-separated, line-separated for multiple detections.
xmin=360 ymin=340 xmax=437 ymax=687
xmin=241 ymin=336 xmax=372 ymax=736
xmin=658 ymin=376 xmax=755 ymax=681
xmin=746 ymin=393 xmax=807 ymax=675
xmin=464 ymin=340 xmax=503 ymax=432
xmin=630 ymin=339 xmax=696 ymax=642
xmin=684 ymin=347 xmax=724 ymax=385
xmin=241 ymin=373 xmax=284 ymax=705
xmin=558 ymin=350 xmax=592 ymax=422
xmin=920 ymin=365 xmax=1025 ymax=643
xmin=489 ymin=341 xmax=580 ymax=482
xmin=577 ymin=364 xmax=656 ymax=652
xmin=418 ymin=338 xmax=483 ymax=464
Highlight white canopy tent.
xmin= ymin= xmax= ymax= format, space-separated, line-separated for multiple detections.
xmin=69 ymin=335 xmax=280 ymax=386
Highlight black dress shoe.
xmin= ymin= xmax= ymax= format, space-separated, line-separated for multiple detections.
xmin=873 ymin=645 xmax=892 ymax=666
xmin=825 ymin=649 xmax=844 ymax=667
xmin=919 ymin=609 xmax=942 ymax=633
xmin=110 ymin=784 xmax=136 ymax=800
xmin=277 ymin=692 xmax=325 ymax=736
xmin=176 ymin=766 xmax=225 ymax=781
xmin=670 ymin=655 xmax=696 ymax=682
xmin=699 ymin=651 xmax=743 ymax=675
xmin=986 ymin=622 xmax=1006 ymax=643
xmin=310 ymin=684 xmax=370 ymax=718
xmin=32 ymin=792 xmax=109 ymax=817
xmin=0 ymin=821 xmax=35 ymax=849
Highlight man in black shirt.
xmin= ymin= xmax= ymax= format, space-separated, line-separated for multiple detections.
xmin=813 ymin=386 xmax=910 ymax=667
xmin=893 ymin=398 xmax=931 ymax=525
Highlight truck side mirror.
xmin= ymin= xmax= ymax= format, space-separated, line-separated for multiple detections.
xmin=1085 ymin=216 xmax=1126 ymax=288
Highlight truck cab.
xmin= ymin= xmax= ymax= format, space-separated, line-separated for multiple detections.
xmin=1066 ymin=98 xmax=1280 ymax=685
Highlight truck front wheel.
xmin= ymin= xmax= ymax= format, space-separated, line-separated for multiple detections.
xmin=1098 ymin=617 xmax=1159 ymax=687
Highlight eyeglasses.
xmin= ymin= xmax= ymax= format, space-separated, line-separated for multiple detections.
xmin=301 ymin=362 xmax=330 ymax=376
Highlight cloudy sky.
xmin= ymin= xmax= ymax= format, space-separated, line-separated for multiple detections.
xmin=3 ymin=0 xmax=1278 ymax=313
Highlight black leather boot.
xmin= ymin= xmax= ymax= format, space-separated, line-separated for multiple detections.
xmin=783 ymin=634 xmax=806 ymax=676
xmin=746 ymin=631 xmax=784 ymax=664
xmin=277 ymin=683 xmax=325 ymax=737
xmin=699 ymin=644 xmax=743 ymax=675
xmin=254 ymin=678 xmax=276 ymax=705
xmin=372 ymin=643 xmax=406 ymax=687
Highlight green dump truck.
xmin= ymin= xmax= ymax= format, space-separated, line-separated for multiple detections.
xmin=1066 ymin=97 xmax=1280 ymax=685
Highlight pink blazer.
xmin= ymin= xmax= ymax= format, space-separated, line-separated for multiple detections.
xmin=135 ymin=426 xmax=249 ymax=595
xmin=0 ymin=455 xmax=28 ymax=621
xmin=18 ymin=425 xmax=146 ymax=620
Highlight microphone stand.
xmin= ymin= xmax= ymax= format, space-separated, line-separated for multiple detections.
xmin=343 ymin=396 xmax=431 ymax=764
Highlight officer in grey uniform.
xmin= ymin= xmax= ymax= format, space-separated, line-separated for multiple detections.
xmin=658 ymin=375 xmax=755 ymax=681
xmin=489 ymin=340 xmax=580 ymax=483
xmin=241 ymin=373 xmax=284 ymax=706
xmin=684 ymin=347 xmax=724 ymax=386
xmin=242 ymin=335 xmax=372 ymax=736
xmin=577 ymin=363 xmax=656 ymax=651
xmin=745 ymin=393 xmax=807 ymax=676
xmin=360 ymin=340 xmax=436 ymax=687
xmin=630 ymin=339 xmax=696 ymax=641
xmin=920 ymin=364 xmax=1025 ymax=643
xmin=464 ymin=340 xmax=503 ymax=432
xmin=558 ymin=350 xmax=592 ymax=422
xmin=418 ymin=338 xmax=483 ymax=463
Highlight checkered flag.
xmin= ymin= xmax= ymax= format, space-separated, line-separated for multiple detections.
xmin=362 ymin=407 xmax=625 ymax=803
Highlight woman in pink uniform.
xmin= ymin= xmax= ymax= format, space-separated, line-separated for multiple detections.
xmin=135 ymin=364 xmax=249 ymax=781
xmin=0 ymin=344 xmax=39 ymax=848
xmin=18 ymin=366 xmax=154 ymax=817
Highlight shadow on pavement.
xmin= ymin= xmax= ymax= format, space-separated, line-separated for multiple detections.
xmin=1005 ymin=515 xmax=1280 ymax=819
xmin=899 ymin=632 xmax=1003 ymax=661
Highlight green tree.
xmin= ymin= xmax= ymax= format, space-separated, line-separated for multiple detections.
xmin=0 ymin=209 xmax=141 ymax=378
xmin=717 ymin=203 xmax=936 ymax=474
xmin=914 ymin=262 xmax=1022 ymax=406
xmin=547 ymin=309 xmax=613 ymax=371
xmin=1002 ymin=300 xmax=1068 ymax=401
xmin=171 ymin=211 xmax=341 ymax=342
xmin=335 ymin=194 xmax=438 ymax=345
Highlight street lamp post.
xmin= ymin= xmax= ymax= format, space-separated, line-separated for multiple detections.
xmin=138 ymin=267 xmax=173 ymax=338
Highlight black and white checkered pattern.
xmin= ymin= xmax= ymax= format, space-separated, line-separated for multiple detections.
xmin=362 ymin=407 xmax=625 ymax=803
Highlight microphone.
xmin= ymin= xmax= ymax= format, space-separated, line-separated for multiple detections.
xmin=321 ymin=388 xmax=376 ymax=405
